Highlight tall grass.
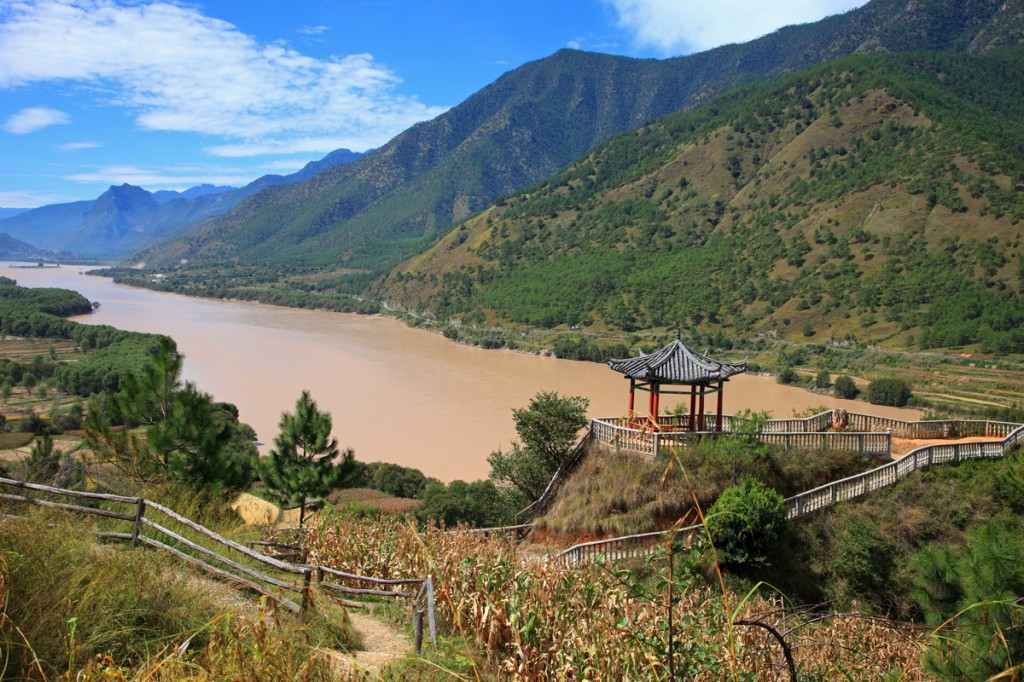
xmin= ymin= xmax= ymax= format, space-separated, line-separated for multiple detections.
xmin=0 ymin=510 xmax=225 ymax=678
xmin=0 ymin=509 xmax=361 ymax=680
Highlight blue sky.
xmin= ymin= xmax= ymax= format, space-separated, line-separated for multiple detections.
xmin=0 ymin=0 xmax=867 ymax=208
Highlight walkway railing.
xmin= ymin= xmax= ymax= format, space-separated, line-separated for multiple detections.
xmin=592 ymin=412 xmax=892 ymax=458
xmin=558 ymin=417 xmax=1024 ymax=566
xmin=784 ymin=425 xmax=1023 ymax=519
xmin=516 ymin=431 xmax=593 ymax=524
xmin=0 ymin=477 xmax=436 ymax=647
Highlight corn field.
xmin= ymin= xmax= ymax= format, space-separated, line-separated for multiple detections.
xmin=297 ymin=515 xmax=929 ymax=681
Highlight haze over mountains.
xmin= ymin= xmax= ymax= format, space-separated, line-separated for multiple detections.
xmin=0 ymin=148 xmax=363 ymax=258
xmin=130 ymin=0 xmax=1020 ymax=273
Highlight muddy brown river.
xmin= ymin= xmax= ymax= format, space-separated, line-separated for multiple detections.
xmin=8 ymin=264 xmax=919 ymax=481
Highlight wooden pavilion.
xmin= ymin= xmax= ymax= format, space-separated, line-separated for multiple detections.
xmin=607 ymin=334 xmax=747 ymax=433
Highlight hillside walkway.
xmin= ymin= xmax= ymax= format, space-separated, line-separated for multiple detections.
xmin=890 ymin=435 xmax=1003 ymax=458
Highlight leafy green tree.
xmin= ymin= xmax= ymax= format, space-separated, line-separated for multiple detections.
xmin=814 ymin=369 xmax=831 ymax=389
xmin=260 ymin=391 xmax=355 ymax=528
xmin=368 ymin=462 xmax=431 ymax=499
xmin=708 ymin=477 xmax=786 ymax=566
xmin=488 ymin=391 xmax=589 ymax=499
xmin=833 ymin=375 xmax=858 ymax=399
xmin=867 ymin=377 xmax=912 ymax=407
xmin=776 ymin=366 xmax=798 ymax=385
xmin=415 ymin=479 xmax=525 ymax=527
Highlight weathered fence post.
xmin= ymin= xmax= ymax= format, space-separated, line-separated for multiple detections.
xmin=300 ymin=568 xmax=313 ymax=621
xmin=426 ymin=575 xmax=437 ymax=646
xmin=132 ymin=498 xmax=146 ymax=547
xmin=414 ymin=609 xmax=425 ymax=653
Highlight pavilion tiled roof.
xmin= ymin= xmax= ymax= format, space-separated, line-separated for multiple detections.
xmin=607 ymin=339 xmax=747 ymax=384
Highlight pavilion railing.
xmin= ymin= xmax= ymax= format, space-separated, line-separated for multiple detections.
xmin=591 ymin=412 xmax=892 ymax=458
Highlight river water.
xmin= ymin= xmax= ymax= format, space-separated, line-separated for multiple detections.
xmin=7 ymin=264 xmax=919 ymax=481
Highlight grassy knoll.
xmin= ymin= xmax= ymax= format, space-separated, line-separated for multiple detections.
xmin=538 ymin=438 xmax=880 ymax=538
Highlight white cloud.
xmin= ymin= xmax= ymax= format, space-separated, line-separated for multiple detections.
xmin=0 ymin=1 xmax=447 ymax=154
xmin=604 ymin=0 xmax=868 ymax=54
xmin=63 ymin=164 xmax=258 ymax=189
xmin=298 ymin=25 xmax=329 ymax=35
xmin=57 ymin=141 xmax=102 ymax=151
xmin=3 ymin=106 xmax=70 ymax=134
xmin=0 ymin=190 xmax=68 ymax=207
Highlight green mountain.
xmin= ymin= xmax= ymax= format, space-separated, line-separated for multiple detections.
xmin=132 ymin=0 xmax=1018 ymax=275
xmin=381 ymin=48 xmax=1024 ymax=353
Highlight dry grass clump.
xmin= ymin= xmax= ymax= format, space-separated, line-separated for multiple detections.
xmin=301 ymin=514 xmax=930 ymax=680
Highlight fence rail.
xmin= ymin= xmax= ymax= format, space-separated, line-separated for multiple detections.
xmin=516 ymin=431 xmax=593 ymax=524
xmin=559 ymin=417 xmax=1024 ymax=566
xmin=0 ymin=477 xmax=436 ymax=648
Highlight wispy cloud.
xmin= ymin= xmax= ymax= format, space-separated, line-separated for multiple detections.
xmin=63 ymin=164 xmax=258 ymax=189
xmin=298 ymin=25 xmax=329 ymax=35
xmin=0 ymin=190 xmax=69 ymax=207
xmin=604 ymin=0 xmax=868 ymax=54
xmin=57 ymin=141 xmax=102 ymax=152
xmin=0 ymin=1 xmax=447 ymax=155
xmin=4 ymin=106 xmax=70 ymax=134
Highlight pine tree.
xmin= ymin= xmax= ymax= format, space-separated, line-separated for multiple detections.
xmin=260 ymin=391 xmax=354 ymax=528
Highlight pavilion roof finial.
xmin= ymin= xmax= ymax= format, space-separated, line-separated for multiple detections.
xmin=675 ymin=329 xmax=681 ymax=341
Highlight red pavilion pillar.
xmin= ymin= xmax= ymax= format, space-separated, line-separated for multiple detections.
xmin=715 ymin=381 xmax=724 ymax=431
xmin=627 ymin=378 xmax=636 ymax=421
xmin=689 ymin=387 xmax=697 ymax=431
xmin=697 ymin=385 xmax=706 ymax=431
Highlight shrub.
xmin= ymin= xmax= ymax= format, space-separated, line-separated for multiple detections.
xmin=776 ymin=366 xmax=798 ymax=385
xmin=707 ymin=477 xmax=786 ymax=566
xmin=814 ymin=369 xmax=831 ymax=389
xmin=833 ymin=374 xmax=858 ymax=399
xmin=867 ymin=378 xmax=913 ymax=407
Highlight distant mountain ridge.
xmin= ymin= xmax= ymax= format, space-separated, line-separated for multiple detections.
xmin=0 ymin=148 xmax=364 ymax=258
xmin=0 ymin=231 xmax=49 ymax=261
xmin=131 ymin=0 xmax=1021 ymax=273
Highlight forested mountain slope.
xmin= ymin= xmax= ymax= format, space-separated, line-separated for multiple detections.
xmin=131 ymin=0 xmax=1019 ymax=275
xmin=381 ymin=49 xmax=1024 ymax=353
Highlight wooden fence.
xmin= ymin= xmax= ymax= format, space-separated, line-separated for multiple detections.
xmin=0 ymin=477 xmax=436 ymax=649
xmin=558 ymin=418 xmax=1024 ymax=566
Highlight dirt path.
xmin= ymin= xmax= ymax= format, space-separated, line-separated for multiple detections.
xmin=327 ymin=610 xmax=413 ymax=678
